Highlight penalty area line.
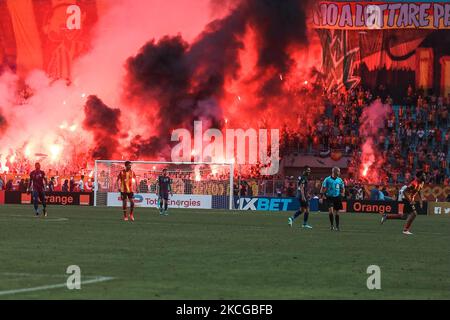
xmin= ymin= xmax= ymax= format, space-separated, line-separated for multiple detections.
xmin=0 ymin=276 xmax=114 ymax=296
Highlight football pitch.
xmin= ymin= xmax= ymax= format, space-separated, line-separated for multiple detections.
xmin=0 ymin=205 xmax=448 ymax=300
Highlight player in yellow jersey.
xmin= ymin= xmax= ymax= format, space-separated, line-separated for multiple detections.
xmin=116 ymin=161 xmax=138 ymax=221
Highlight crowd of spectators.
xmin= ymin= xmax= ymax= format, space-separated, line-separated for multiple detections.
xmin=280 ymin=84 xmax=449 ymax=186
xmin=0 ymin=83 xmax=448 ymax=193
xmin=0 ymin=175 xmax=94 ymax=192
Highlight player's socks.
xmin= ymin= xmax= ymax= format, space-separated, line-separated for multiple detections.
xmin=129 ymin=202 xmax=135 ymax=220
xmin=289 ymin=210 xmax=301 ymax=226
xmin=43 ymin=208 xmax=47 ymax=217
xmin=335 ymin=215 xmax=340 ymax=229
xmin=303 ymin=211 xmax=309 ymax=224
xmin=329 ymin=213 xmax=334 ymax=228
xmin=292 ymin=210 xmax=302 ymax=220
xmin=403 ymin=220 xmax=413 ymax=232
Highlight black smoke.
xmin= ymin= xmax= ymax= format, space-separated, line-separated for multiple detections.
xmin=243 ymin=0 xmax=310 ymax=96
xmin=125 ymin=0 xmax=310 ymax=157
xmin=0 ymin=111 xmax=7 ymax=136
xmin=83 ymin=95 xmax=121 ymax=159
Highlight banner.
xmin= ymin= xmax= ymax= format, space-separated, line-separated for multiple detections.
xmin=313 ymin=2 xmax=450 ymax=30
xmin=208 ymin=196 xmax=433 ymax=214
xmin=427 ymin=202 xmax=450 ymax=216
xmin=106 ymin=193 xmax=212 ymax=209
xmin=234 ymin=197 xmax=299 ymax=211
xmin=341 ymin=200 xmax=428 ymax=215
xmin=4 ymin=192 xmax=93 ymax=206
xmin=345 ymin=200 xmax=398 ymax=214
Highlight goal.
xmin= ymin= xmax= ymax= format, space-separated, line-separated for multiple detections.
xmin=93 ymin=160 xmax=235 ymax=210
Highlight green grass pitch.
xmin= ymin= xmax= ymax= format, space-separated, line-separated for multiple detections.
xmin=0 ymin=205 xmax=448 ymax=299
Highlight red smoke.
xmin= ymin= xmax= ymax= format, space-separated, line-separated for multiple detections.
xmin=0 ymin=0 xmax=322 ymax=172
xmin=358 ymin=100 xmax=392 ymax=183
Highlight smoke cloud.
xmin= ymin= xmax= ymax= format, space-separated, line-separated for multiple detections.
xmin=82 ymin=95 xmax=121 ymax=160
xmin=0 ymin=0 xmax=319 ymax=170
xmin=359 ymin=100 xmax=392 ymax=182
xmin=0 ymin=110 xmax=7 ymax=135
xmin=125 ymin=0 xmax=312 ymax=156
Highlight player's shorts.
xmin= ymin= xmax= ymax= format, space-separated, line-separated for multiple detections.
xmin=159 ymin=192 xmax=169 ymax=201
xmin=299 ymin=198 xmax=309 ymax=209
xmin=32 ymin=190 xmax=46 ymax=205
xmin=325 ymin=196 xmax=343 ymax=211
xmin=120 ymin=192 xmax=134 ymax=201
xmin=402 ymin=200 xmax=417 ymax=215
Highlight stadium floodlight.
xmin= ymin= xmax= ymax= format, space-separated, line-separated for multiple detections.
xmin=93 ymin=160 xmax=235 ymax=210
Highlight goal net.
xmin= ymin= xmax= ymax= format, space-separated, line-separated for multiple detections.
xmin=93 ymin=160 xmax=235 ymax=210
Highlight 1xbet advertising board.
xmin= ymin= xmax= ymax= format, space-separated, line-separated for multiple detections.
xmin=234 ymin=197 xmax=299 ymax=211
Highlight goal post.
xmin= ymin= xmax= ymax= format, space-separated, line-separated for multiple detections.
xmin=93 ymin=160 xmax=235 ymax=210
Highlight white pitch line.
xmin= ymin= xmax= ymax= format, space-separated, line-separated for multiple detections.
xmin=1 ymin=272 xmax=88 ymax=278
xmin=1 ymin=215 xmax=69 ymax=222
xmin=39 ymin=218 xmax=69 ymax=222
xmin=0 ymin=276 xmax=114 ymax=296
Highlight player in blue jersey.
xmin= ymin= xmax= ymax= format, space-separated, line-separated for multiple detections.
xmin=320 ymin=167 xmax=345 ymax=231
xmin=156 ymin=168 xmax=173 ymax=216
xmin=288 ymin=166 xmax=313 ymax=229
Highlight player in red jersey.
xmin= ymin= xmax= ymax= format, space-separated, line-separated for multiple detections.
xmin=27 ymin=162 xmax=48 ymax=217
xmin=381 ymin=171 xmax=426 ymax=235
xmin=116 ymin=161 xmax=138 ymax=221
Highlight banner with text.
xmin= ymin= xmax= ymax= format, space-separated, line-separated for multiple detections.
xmin=313 ymin=2 xmax=450 ymax=30
xmin=107 ymin=193 xmax=212 ymax=209
xmin=341 ymin=200 xmax=428 ymax=215
xmin=3 ymin=192 xmax=93 ymax=206
xmin=234 ymin=197 xmax=299 ymax=211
